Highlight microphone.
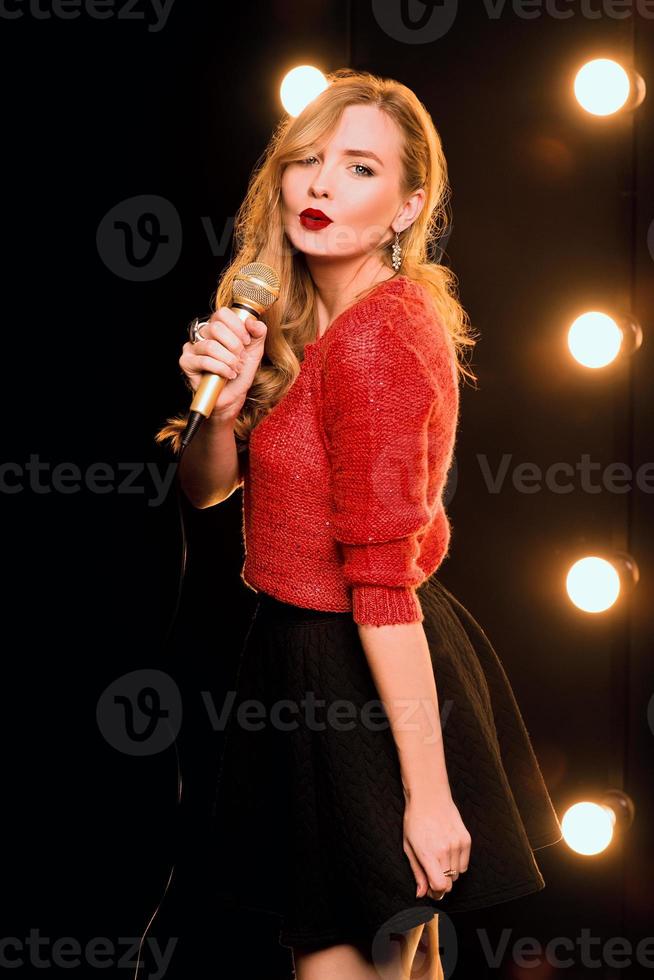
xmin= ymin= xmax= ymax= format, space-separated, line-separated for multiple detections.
xmin=180 ymin=262 xmax=281 ymax=450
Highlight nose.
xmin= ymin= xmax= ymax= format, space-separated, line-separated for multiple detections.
xmin=308 ymin=165 xmax=332 ymax=199
xmin=309 ymin=182 xmax=330 ymax=199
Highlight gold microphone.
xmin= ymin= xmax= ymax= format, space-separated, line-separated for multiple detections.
xmin=181 ymin=262 xmax=280 ymax=450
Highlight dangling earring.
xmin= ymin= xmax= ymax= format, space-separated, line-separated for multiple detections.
xmin=391 ymin=230 xmax=402 ymax=272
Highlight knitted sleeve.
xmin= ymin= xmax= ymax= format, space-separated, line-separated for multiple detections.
xmin=321 ymin=302 xmax=437 ymax=627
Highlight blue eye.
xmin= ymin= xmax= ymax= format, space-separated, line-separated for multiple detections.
xmin=298 ymin=156 xmax=374 ymax=177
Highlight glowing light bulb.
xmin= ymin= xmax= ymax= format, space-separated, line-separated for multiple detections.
xmin=561 ymin=801 xmax=615 ymax=855
xmin=280 ymin=66 xmax=329 ymax=117
xmin=574 ymin=59 xmax=631 ymax=116
xmin=566 ymin=556 xmax=621 ymax=613
xmin=567 ymin=311 xmax=623 ymax=368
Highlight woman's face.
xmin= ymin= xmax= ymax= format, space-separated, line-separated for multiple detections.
xmin=281 ymin=103 xmax=413 ymax=266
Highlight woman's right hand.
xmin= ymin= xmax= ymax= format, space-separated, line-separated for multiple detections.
xmin=179 ymin=306 xmax=268 ymax=423
xmin=403 ymin=790 xmax=471 ymax=901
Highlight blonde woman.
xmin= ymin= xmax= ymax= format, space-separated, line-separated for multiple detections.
xmin=156 ymin=69 xmax=562 ymax=980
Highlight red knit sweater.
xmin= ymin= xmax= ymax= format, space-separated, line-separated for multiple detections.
xmin=239 ymin=274 xmax=460 ymax=627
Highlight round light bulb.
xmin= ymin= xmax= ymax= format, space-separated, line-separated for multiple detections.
xmin=280 ymin=66 xmax=329 ymax=117
xmin=566 ymin=556 xmax=621 ymax=613
xmin=567 ymin=311 xmax=623 ymax=368
xmin=561 ymin=801 xmax=615 ymax=855
xmin=574 ymin=59 xmax=631 ymax=116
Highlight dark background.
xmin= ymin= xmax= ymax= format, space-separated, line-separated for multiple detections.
xmin=1 ymin=1 xmax=652 ymax=977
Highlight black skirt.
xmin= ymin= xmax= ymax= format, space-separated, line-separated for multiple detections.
xmin=208 ymin=573 xmax=562 ymax=953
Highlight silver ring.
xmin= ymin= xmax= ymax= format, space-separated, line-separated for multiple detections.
xmin=188 ymin=317 xmax=210 ymax=344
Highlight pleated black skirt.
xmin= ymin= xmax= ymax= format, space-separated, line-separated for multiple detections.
xmin=208 ymin=573 xmax=562 ymax=953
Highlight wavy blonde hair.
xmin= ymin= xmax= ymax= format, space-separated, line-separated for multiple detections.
xmin=155 ymin=68 xmax=478 ymax=458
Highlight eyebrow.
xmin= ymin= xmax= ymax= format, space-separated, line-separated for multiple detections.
xmin=312 ymin=147 xmax=385 ymax=167
xmin=341 ymin=148 xmax=384 ymax=167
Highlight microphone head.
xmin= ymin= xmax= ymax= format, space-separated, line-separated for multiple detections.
xmin=233 ymin=263 xmax=281 ymax=314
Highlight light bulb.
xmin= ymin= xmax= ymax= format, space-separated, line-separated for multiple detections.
xmin=280 ymin=66 xmax=329 ymax=117
xmin=574 ymin=59 xmax=646 ymax=115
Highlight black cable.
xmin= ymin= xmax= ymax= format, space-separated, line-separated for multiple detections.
xmin=132 ymin=443 xmax=189 ymax=979
xmin=163 ymin=452 xmax=189 ymax=649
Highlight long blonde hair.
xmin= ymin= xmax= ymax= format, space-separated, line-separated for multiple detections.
xmin=155 ymin=68 xmax=479 ymax=458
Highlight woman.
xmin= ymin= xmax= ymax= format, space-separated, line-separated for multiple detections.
xmin=156 ymin=69 xmax=562 ymax=980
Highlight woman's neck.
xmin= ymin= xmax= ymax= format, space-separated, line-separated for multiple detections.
xmin=312 ymin=264 xmax=396 ymax=339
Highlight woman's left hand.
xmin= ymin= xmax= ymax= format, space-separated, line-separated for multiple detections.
xmin=402 ymin=790 xmax=472 ymax=900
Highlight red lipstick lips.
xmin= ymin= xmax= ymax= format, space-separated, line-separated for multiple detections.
xmin=300 ymin=208 xmax=333 ymax=230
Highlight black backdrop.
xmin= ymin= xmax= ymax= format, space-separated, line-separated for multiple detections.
xmin=1 ymin=2 xmax=653 ymax=977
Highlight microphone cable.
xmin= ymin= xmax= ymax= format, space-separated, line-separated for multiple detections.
xmin=132 ymin=445 xmax=189 ymax=979
xmin=132 ymin=264 xmax=279 ymax=975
